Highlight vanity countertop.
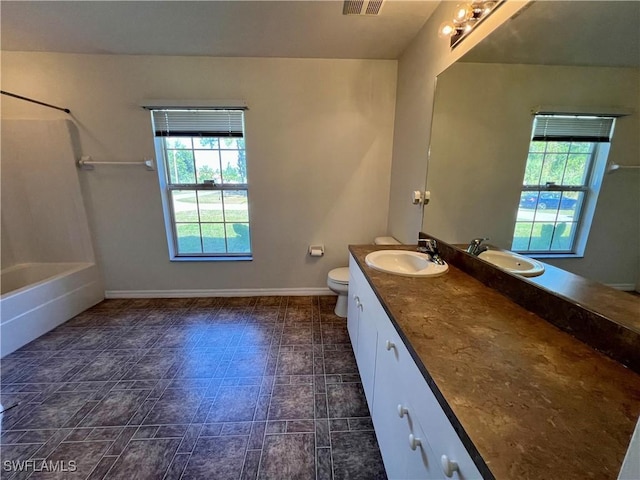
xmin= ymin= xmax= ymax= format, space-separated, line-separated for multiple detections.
xmin=349 ymin=244 xmax=640 ymax=480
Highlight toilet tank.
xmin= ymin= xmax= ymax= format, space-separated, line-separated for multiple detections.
xmin=374 ymin=236 xmax=401 ymax=245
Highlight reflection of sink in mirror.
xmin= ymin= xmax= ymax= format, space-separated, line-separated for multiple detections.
xmin=478 ymin=250 xmax=545 ymax=278
xmin=365 ymin=250 xmax=448 ymax=277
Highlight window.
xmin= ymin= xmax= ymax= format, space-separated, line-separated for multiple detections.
xmin=512 ymin=115 xmax=615 ymax=255
xmin=150 ymin=108 xmax=251 ymax=260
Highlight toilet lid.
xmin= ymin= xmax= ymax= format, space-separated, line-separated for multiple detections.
xmin=328 ymin=267 xmax=350 ymax=284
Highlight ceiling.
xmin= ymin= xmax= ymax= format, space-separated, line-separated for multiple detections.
xmin=0 ymin=0 xmax=439 ymax=59
xmin=461 ymin=1 xmax=640 ymax=68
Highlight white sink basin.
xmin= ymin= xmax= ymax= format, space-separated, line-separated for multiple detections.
xmin=478 ymin=250 xmax=545 ymax=277
xmin=365 ymin=250 xmax=448 ymax=277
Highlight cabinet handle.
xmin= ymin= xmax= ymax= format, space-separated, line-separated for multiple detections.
xmin=397 ymin=404 xmax=409 ymax=418
xmin=441 ymin=455 xmax=460 ymax=478
xmin=408 ymin=434 xmax=422 ymax=451
xmin=353 ymin=296 xmax=363 ymax=311
xmin=385 ymin=340 xmax=396 ymax=351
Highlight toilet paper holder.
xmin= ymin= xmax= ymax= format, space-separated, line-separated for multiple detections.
xmin=309 ymin=245 xmax=325 ymax=257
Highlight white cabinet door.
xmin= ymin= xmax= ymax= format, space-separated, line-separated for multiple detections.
xmin=349 ymin=254 xmax=382 ymax=412
xmin=356 ymin=281 xmax=382 ymax=410
xmin=405 ymin=413 xmax=446 ymax=480
xmin=347 ymin=255 xmax=362 ymax=354
xmin=372 ymin=329 xmax=410 ymax=480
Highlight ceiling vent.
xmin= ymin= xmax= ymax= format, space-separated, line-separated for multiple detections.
xmin=343 ymin=0 xmax=384 ymax=16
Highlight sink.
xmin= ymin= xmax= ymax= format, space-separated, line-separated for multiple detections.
xmin=365 ymin=250 xmax=448 ymax=277
xmin=478 ymin=250 xmax=545 ymax=277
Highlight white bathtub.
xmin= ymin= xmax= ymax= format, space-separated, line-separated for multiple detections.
xmin=0 ymin=262 xmax=103 ymax=357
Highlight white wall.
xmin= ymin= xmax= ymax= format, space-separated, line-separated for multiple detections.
xmin=386 ymin=2 xmax=529 ymax=244
xmin=1 ymin=53 xmax=397 ymax=292
xmin=424 ymin=63 xmax=640 ymax=286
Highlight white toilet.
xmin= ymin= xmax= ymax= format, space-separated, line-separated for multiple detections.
xmin=327 ymin=236 xmax=401 ymax=317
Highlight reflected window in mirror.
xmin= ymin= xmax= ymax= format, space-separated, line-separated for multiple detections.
xmin=512 ymin=115 xmax=616 ymax=256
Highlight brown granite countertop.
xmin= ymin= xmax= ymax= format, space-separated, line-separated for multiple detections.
xmin=349 ymin=244 xmax=640 ymax=480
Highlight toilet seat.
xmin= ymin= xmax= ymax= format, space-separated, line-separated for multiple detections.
xmin=328 ymin=267 xmax=350 ymax=285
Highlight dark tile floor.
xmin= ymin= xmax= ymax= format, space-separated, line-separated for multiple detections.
xmin=0 ymin=296 xmax=387 ymax=480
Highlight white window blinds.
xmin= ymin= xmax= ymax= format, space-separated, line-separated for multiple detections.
xmin=151 ymin=109 xmax=245 ymax=137
xmin=532 ymin=115 xmax=615 ymax=142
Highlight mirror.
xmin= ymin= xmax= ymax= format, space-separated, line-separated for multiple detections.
xmin=423 ymin=0 xmax=640 ymax=289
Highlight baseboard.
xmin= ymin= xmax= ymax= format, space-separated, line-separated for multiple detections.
xmin=605 ymin=283 xmax=637 ymax=292
xmin=105 ymin=287 xmax=335 ymax=299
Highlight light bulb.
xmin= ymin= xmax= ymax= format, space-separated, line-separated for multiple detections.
xmin=438 ymin=21 xmax=457 ymax=38
xmin=481 ymin=1 xmax=497 ymax=15
xmin=453 ymin=3 xmax=474 ymax=23
xmin=462 ymin=17 xmax=478 ymax=34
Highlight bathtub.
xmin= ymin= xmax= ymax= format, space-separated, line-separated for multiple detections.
xmin=0 ymin=262 xmax=103 ymax=357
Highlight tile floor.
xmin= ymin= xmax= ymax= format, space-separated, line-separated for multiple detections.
xmin=0 ymin=296 xmax=387 ymax=480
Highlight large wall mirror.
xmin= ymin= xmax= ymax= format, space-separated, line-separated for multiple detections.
xmin=423 ymin=0 xmax=640 ymax=290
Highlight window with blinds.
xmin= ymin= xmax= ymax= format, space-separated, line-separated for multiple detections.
xmin=512 ymin=114 xmax=616 ymax=254
xmin=149 ymin=108 xmax=251 ymax=259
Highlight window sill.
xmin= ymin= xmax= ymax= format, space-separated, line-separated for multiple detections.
xmin=169 ymin=256 xmax=253 ymax=262
xmin=526 ymin=253 xmax=584 ymax=260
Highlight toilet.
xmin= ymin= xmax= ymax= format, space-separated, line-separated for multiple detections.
xmin=327 ymin=236 xmax=401 ymax=317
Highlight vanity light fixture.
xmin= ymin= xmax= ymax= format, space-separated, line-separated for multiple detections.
xmin=439 ymin=1 xmax=501 ymax=47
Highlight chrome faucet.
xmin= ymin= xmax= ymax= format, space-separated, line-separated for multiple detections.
xmin=417 ymin=232 xmax=445 ymax=265
xmin=467 ymin=237 xmax=489 ymax=256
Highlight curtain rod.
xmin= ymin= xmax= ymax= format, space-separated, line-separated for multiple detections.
xmin=1 ymin=90 xmax=70 ymax=114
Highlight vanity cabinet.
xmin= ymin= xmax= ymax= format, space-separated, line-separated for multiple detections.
xmin=348 ymin=254 xmax=484 ymax=480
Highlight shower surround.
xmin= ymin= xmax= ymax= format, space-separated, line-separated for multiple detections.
xmin=1 ymin=119 xmax=103 ymax=357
